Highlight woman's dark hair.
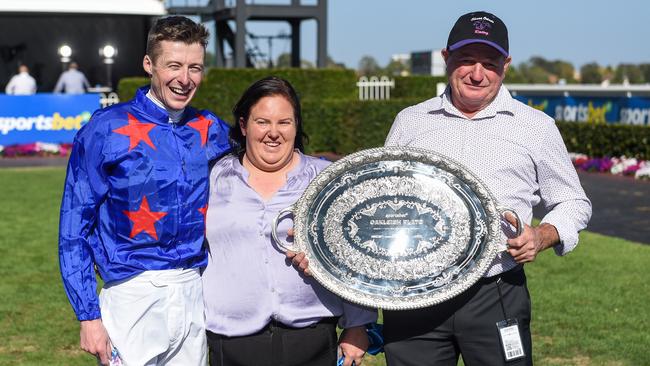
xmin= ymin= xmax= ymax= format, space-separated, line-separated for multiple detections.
xmin=230 ymin=76 xmax=308 ymax=155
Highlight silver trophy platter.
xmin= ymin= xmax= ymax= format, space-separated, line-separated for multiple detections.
xmin=273 ymin=147 xmax=521 ymax=310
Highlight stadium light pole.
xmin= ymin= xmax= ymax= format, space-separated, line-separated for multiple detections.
xmin=58 ymin=44 xmax=72 ymax=71
xmin=100 ymin=45 xmax=117 ymax=90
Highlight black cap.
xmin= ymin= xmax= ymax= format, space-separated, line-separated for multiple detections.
xmin=446 ymin=11 xmax=509 ymax=56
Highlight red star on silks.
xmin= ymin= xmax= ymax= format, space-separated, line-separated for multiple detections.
xmin=188 ymin=114 xmax=213 ymax=147
xmin=198 ymin=204 xmax=208 ymax=219
xmin=113 ymin=113 xmax=157 ymax=151
xmin=198 ymin=204 xmax=208 ymax=234
xmin=122 ymin=196 xmax=167 ymax=240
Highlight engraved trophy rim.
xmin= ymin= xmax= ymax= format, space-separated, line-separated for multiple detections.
xmin=292 ymin=146 xmax=503 ymax=310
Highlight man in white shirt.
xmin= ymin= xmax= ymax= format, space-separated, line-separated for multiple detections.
xmin=54 ymin=62 xmax=90 ymax=94
xmin=382 ymin=11 xmax=592 ymax=366
xmin=5 ymin=64 xmax=37 ymax=95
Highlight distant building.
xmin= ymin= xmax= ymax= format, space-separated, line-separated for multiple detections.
xmin=410 ymin=50 xmax=445 ymax=77
xmin=0 ymin=0 xmax=165 ymax=92
xmin=390 ymin=53 xmax=410 ymax=76
xmin=391 ymin=53 xmax=410 ymax=64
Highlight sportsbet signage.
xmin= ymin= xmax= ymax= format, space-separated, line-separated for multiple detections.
xmin=512 ymin=95 xmax=650 ymax=126
xmin=0 ymin=94 xmax=99 ymax=145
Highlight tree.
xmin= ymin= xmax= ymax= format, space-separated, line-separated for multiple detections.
xmin=528 ymin=56 xmax=553 ymax=73
xmin=613 ymin=64 xmax=644 ymax=84
xmin=517 ymin=56 xmax=576 ymax=83
xmin=205 ymin=52 xmax=217 ymax=67
xmin=504 ymin=64 xmax=527 ymax=83
xmin=639 ymin=63 xmax=650 ymax=84
xmin=602 ymin=65 xmax=615 ymax=82
xmin=275 ymin=53 xmax=292 ymax=68
xmin=300 ymin=59 xmax=315 ymax=69
xmin=326 ymin=55 xmax=346 ymax=69
xmin=357 ymin=55 xmax=381 ymax=76
xmin=580 ymin=62 xmax=603 ymax=84
xmin=518 ymin=63 xmax=551 ymax=83
xmin=384 ymin=58 xmax=410 ymax=76
xmin=550 ymin=60 xmax=577 ymax=83
xmin=274 ymin=52 xmax=316 ymax=69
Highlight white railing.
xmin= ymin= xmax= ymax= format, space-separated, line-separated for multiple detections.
xmin=356 ymin=76 xmax=395 ymax=101
xmin=99 ymin=92 xmax=120 ymax=108
xmin=506 ymin=83 xmax=650 ymax=97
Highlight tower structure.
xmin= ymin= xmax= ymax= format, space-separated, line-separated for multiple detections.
xmin=167 ymin=0 xmax=328 ymax=68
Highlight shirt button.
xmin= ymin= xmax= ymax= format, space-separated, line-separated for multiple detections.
xmin=270 ymin=288 xmax=275 ymax=293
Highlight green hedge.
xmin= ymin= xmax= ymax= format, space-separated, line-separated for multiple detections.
xmin=117 ymin=77 xmax=148 ymax=105
xmin=201 ymin=68 xmax=357 ymax=116
xmin=302 ymin=98 xmax=420 ymax=154
xmin=557 ymin=122 xmax=650 ymax=160
xmin=118 ymin=68 xmax=357 ymax=122
xmin=306 ymin=101 xmax=649 ymax=159
xmin=117 ymin=70 xmax=649 ymax=158
xmin=393 ymin=75 xmax=447 ymax=100
xmin=117 ymin=71 xmax=439 ymax=120
xmin=302 ymin=105 xmax=650 ymax=158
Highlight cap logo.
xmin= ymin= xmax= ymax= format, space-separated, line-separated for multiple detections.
xmin=471 ymin=16 xmax=493 ymax=36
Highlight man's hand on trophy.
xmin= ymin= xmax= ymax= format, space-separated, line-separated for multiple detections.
xmin=503 ymin=214 xmax=559 ymax=263
xmin=285 ymin=228 xmax=312 ymax=276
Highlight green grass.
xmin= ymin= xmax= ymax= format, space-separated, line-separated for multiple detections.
xmin=0 ymin=167 xmax=88 ymax=365
xmin=527 ymin=233 xmax=650 ymax=366
xmin=1 ymin=167 xmax=648 ymax=365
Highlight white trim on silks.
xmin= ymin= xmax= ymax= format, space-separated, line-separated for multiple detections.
xmin=0 ymin=0 xmax=166 ymax=15
xmin=99 ymin=268 xmax=207 ymax=366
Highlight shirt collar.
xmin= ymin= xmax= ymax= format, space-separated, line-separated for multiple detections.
xmin=434 ymin=84 xmax=515 ymax=119
xmin=234 ymin=150 xmax=306 ymax=182
xmin=145 ymin=89 xmax=184 ymax=124
xmin=134 ymin=86 xmax=194 ymax=125
xmin=286 ymin=150 xmax=307 ymax=180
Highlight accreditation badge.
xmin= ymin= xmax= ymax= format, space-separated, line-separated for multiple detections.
xmin=496 ymin=318 xmax=525 ymax=362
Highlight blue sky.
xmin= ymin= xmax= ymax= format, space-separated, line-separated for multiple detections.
xmin=238 ymin=0 xmax=650 ymax=69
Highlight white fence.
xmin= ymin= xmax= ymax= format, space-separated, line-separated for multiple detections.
xmin=99 ymin=92 xmax=120 ymax=108
xmin=356 ymin=76 xmax=395 ymax=100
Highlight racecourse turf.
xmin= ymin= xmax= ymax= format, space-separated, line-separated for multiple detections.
xmin=0 ymin=167 xmax=648 ymax=366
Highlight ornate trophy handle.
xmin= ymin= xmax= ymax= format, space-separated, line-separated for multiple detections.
xmin=498 ymin=206 xmax=524 ymax=240
xmin=272 ymin=205 xmax=297 ymax=252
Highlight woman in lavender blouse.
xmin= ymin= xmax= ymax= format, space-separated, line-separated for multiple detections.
xmin=202 ymin=77 xmax=377 ymax=366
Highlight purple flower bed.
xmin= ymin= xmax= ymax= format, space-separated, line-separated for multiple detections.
xmin=569 ymin=153 xmax=649 ymax=180
xmin=0 ymin=142 xmax=72 ymax=158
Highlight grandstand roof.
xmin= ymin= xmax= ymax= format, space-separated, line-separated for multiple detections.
xmin=0 ymin=0 xmax=166 ymax=15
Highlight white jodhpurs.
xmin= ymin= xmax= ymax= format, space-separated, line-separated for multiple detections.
xmin=99 ymin=268 xmax=207 ymax=366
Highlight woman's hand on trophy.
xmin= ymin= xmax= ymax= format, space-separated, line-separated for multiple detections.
xmin=285 ymin=228 xmax=312 ymax=276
